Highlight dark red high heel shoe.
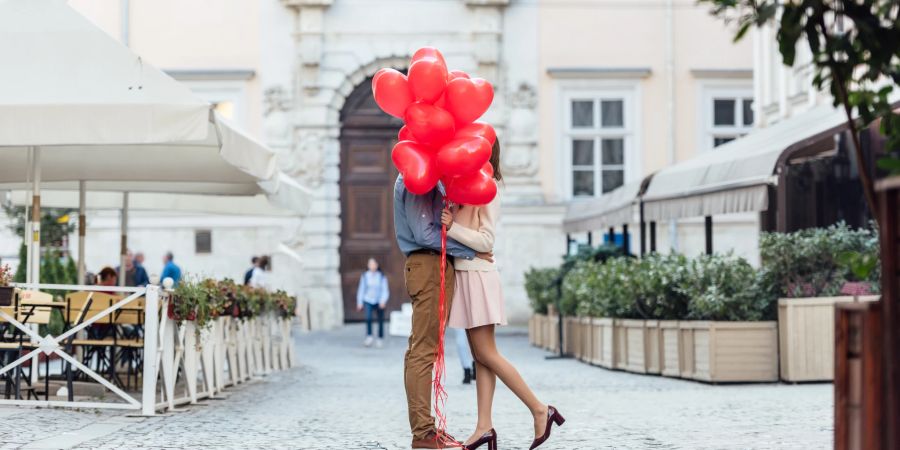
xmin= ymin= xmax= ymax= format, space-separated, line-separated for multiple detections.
xmin=529 ymin=406 xmax=564 ymax=449
xmin=464 ymin=428 xmax=497 ymax=450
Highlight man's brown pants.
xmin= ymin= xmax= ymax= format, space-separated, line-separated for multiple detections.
xmin=404 ymin=252 xmax=455 ymax=440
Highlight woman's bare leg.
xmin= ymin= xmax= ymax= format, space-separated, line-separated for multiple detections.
xmin=464 ymin=329 xmax=497 ymax=445
xmin=467 ymin=324 xmax=549 ymax=438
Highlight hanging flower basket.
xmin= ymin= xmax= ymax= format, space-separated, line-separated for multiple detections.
xmin=167 ymin=297 xmax=197 ymax=321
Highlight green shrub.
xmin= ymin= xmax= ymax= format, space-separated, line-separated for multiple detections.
xmin=524 ymin=267 xmax=559 ymax=314
xmin=684 ymin=254 xmax=769 ymax=321
xmin=759 ymin=222 xmax=880 ymax=298
xmin=631 ymin=253 xmax=691 ymax=320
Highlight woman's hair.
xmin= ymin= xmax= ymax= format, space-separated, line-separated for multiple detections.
xmin=367 ymin=257 xmax=382 ymax=273
xmin=258 ymin=255 xmax=271 ymax=271
xmin=489 ymin=138 xmax=503 ymax=182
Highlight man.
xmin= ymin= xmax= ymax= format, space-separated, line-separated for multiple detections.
xmin=244 ymin=256 xmax=258 ymax=286
xmin=132 ymin=252 xmax=150 ymax=287
xmin=117 ymin=250 xmax=147 ymax=287
xmin=393 ymin=176 xmax=491 ymax=449
xmin=160 ymin=252 xmax=182 ymax=286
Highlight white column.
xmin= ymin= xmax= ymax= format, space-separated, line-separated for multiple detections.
xmin=77 ymin=180 xmax=86 ymax=284
xmin=119 ymin=192 xmax=129 ymax=287
xmin=29 ymin=146 xmax=41 ymax=285
xmin=141 ymin=285 xmax=160 ymax=416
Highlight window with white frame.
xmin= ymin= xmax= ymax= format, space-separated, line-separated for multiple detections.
xmin=704 ymin=86 xmax=754 ymax=149
xmin=565 ymin=93 xmax=633 ymax=198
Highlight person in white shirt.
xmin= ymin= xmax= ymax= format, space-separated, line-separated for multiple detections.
xmin=356 ymin=257 xmax=389 ymax=348
xmin=249 ymin=255 xmax=271 ymax=290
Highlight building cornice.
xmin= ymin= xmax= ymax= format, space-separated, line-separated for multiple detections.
xmin=165 ymin=69 xmax=256 ymax=81
xmin=546 ymin=67 xmax=652 ymax=80
xmin=690 ymin=68 xmax=753 ymax=79
xmin=281 ymin=0 xmax=332 ymax=9
xmin=464 ymin=0 xmax=509 ymax=6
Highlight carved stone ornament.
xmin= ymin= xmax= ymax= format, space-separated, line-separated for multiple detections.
xmin=284 ymin=131 xmax=325 ymax=188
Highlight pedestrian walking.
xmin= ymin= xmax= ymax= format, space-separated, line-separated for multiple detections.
xmin=356 ymin=257 xmax=389 ymax=348
xmin=454 ymin=328 xmax=475 ymax=384
xmin=442 ymin=139 xmax=564 ymax=450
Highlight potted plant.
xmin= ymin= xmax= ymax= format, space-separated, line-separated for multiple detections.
xmin=764 ymin=224 xmax=881 ymax=382
xmin=0 ymin=264 xmax=14 ymax=306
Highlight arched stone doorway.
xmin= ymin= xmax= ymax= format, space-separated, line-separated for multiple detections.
xmin=338 ymin=79 xmax=405 ymax=321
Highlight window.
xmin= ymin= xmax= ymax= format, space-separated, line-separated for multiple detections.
xmin=195 ymin=230 xmax=212 ymax=254
xmin=704 ymin=87 xmax=754 ymax=150
xmin=565 ymin=95 xmax=632 ymax=198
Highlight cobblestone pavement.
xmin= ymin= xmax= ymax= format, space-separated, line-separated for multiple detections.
xmin=1 ymin=324 xmax=831 ymax=449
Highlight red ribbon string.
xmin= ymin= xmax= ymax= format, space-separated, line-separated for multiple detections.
xmin=433 ymin=196 xmax=449 ymax=443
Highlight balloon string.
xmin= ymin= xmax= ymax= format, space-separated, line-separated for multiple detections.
xmin=433 ymin=196 xmax=449 ymax=443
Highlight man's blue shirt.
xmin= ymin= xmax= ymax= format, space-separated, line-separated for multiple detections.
xmin=392 ymin=176 xmax=476 ymax=259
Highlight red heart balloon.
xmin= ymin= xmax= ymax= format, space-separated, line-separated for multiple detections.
xmin=436 ymin=135 xmax=492 ymax=177
xmin=445 ymin=77 xmax=494 ymax=125
xmin=412 ymin=47 xmax=446 ymax=67
xmin=454 ymin=122 xmax=496 ymax=146
xmin=445 ymin=166 xmax=497 ymax=205
xmin=408 ymin=58 xmax=449 ymax=103
xmin=480 ymin=161 xmax=494 ymax=178
xmin=372 ymin=68 xmax=413 ymax=118
xmin=404 ymin=102 xmax=456 ymax=147
xmin=448 ymin=70 xmax=470 ymax=81
xmin=398 ymin=126 xmax=415 ymax=142
xmin=392 ymin=141 xmax=440 ymax=195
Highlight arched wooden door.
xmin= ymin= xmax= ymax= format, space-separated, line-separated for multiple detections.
xmin=339 ymin=79 xmax=405 ymax=322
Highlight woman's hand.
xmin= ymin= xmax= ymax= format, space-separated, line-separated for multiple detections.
xmin=356 ymin=304 xmax=363 ymax=312
xmin=379 ymin=303 xmax=387 ymax=310
xmin=440 ymin=208 xmax=454 ymax=230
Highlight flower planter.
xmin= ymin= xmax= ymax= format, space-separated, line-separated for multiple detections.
xmin=579 ymin=317 xmax=593 ymax=362
xmin=778 ymin=295 xmax=879 ymax=382
xmin=679 ymin=321 xmax=778 ymax=382
xmin=613 ymin=319 xmax=628 ymax=370
xmin=590 ymin=317 xmax=616 ymax=368
xmin=658 ymin=320 xmax=681 ymax=377
xmin=528 ymin=314 xmax=537 ymax=346
xmin=0 ymin=286 xmax=14 ymax=307
xmin=167 ymin=300 xmax=197 ymax=321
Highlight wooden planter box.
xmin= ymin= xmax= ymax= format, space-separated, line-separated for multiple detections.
xmin=579 ymin=317 xmax=593 ymax=362
xmin=620 ymin=319 xmax=648 ymax=373
xmin=563 ymin=317 xmax=579 ymax=357
xmin=590 ymin=318 xmax=616 ymax=368
xmin=544 ymin=313 xmax=559 ymax=352
xmin=679 ymin=321 xmax=778 ymax=382
xmin=779 ymin=296 xmax=879 ymax=382
xmin=659 ymin=321 xmax=681 ymax=377
xmin=645 ymin=320 xmax=661 ymax=374
xmin=529 ymin=314 xmax=546 ymax=348
xmin=613 ymin=319 xmax=628 ymax=370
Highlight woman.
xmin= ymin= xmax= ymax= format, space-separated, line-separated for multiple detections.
xmin=356 ymin=257 xmax=389 ymax=348
xmin=441 ymin=140 xmax=564 ymax=450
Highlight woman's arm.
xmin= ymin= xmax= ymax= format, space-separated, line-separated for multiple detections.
xmin=446 ymin=198 xmax=499 ymax=253
xmin=356 ymin=274 xmax=365 ymax=308
xmin=379 ymin=274 xmax=389 ymax=306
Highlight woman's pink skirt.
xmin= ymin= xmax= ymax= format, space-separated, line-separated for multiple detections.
xmin=448 ymin=270 xmax=507 ymax=329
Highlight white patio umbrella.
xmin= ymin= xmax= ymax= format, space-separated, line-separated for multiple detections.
xmin=0 ymin=0 xmax=308 ymax=285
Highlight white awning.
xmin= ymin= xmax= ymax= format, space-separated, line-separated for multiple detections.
xmin=643 ymin=105 xmax=849 ymax=221
xmin=562 ymin=181 xmax=643 ymax=233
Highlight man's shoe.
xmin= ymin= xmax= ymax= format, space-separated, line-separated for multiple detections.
xmin=462 ymin=368 xmax=473 ymax=385
xmin=411 ymin=430 xmax=463 ymax=449
xmin=375 ymin=338 xmax=384 ymax=348
xmin=364 ymin=336 xmax=374 ymax=347
xmin=471 ymin=365 xmax=476 ymax=381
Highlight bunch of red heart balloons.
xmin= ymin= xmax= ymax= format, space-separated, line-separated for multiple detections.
xmin=372 ymin=47 xmax=497 ymax=205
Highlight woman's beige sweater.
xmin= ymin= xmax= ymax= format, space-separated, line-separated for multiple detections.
xmin=447 ymin=194 xmax=499 ymax=272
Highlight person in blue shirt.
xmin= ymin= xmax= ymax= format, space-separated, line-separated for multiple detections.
xmin=133 ymin=252 xmax=150 ymax=287
xmin=356 ymin=257 xmax=389 ymax=348
xmin=160 ymin=251 xmax=182 ymax=286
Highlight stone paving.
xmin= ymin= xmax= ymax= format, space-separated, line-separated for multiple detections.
xmin=1 ymin=324 xmax=832 ymax=449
